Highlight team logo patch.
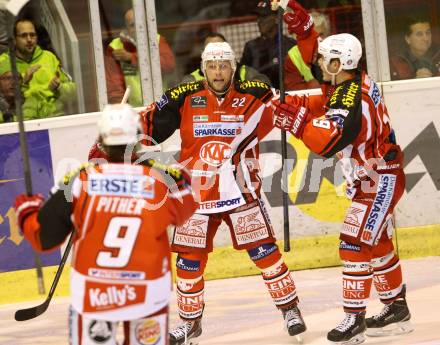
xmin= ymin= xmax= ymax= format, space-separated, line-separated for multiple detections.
xmin=135 ymin=319 xmax=161 ymax=345
xmin=343 ymin=278 xmax=368 ymax=301
xmin=199 ymin=141 xmax=231 ymax=166
xmin=326 ymin=108 xmax=349 ymax=127
xmin=248 ymin=243 xmax=278 ymax=261
xmin=230 ymin=205 xmax=270 ymax=245
xmin=83 ymin=281 xmax=146 ymax=312
xmin=193 ymin=122 xmax=242 ymax=137
xmin=174 ymin=214 xmax=209 ymax=248
xmin=88 ymin=174 xmax=155 ymax=198
xmin=264 ymin=270 xmax=297 ymax=306
xmin=191 ymin=96 xmax=207 ymax=107
xmin=88 ymin=320 xmax=113 ymax=343
xmin=362 ymin=174 xmax=396 ymax=245
xmin=177 ymin=290 xmax=204 ymax=319
xmin=239 ymin=80 xmax=269 ymax=90
xmin=369 ymin=82 xmax=381 ymax=108
xmin=373 ymin=274 xmax=391 ymax=293
xmin=176 ymin=256 xmax=200 ymax=272
xmin=190 ymin=169 xmax=216 ymax=177
xmin=341 ymin=81 xmax=359 ymax=108
xmin=88 ymin=268 xmax=145 ymax=280
xmin=341 ymin=202 xmax=368 ymax=238
xmin=198 ymin=197 xmax=241 ymax=211
xmin=221 ymin=114 xmax=244 ymax=122
xmin=345 ymin=186 xmax=356 ymax=199
xmin=339 ymin=241 xmax=361 ymax=252
xmin=156 ymin=94 xmax=169 ymax=110
xmin=193 ymin=115 xmax=209 ymax=122
xmin=170 ymin=83 xmax=199 ymax=100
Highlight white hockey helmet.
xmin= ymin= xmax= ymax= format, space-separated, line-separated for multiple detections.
xmin=201 ymin=42 xmax=236 ymax=74
xmin=318 ymin=33 xmax=362 ymax=70
xmin=98 ymin=104 xmax=140 ymax=146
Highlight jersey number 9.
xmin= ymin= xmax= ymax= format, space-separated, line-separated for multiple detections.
xmin=96 ymin=216 xmax=141 ymax=268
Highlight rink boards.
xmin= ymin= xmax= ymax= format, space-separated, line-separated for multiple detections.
xmin=0 ymin=78 xmax=439 ymax=303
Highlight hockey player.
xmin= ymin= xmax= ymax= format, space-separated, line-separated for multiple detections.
xmin=14 ymin=104 xmax=197 ymax=345
xmin=270 ymin=1 xmax=413 ymax=344
xmin=98 ymin=41 xmax=307 ymax=344
xmin=181 ymin=31 xmax=272 ymax=85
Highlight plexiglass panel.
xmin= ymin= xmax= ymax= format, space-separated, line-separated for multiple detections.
xmin=155 ymin=0 xmax=365 ymax=91
xmin=384 ymin=0 xmax=440 ymax=80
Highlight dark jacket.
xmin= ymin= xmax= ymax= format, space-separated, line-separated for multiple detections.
xmin=390 ymin=45 xmax=440 ymax=80
xmin=240 ymin=34 xmax=296 ymax=88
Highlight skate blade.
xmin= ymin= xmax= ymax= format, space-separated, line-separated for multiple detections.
xmin=294 ymin=334 xmax=304 ymax=344
xmin=366 ymin=320 xmax=414 ymax=337
xmin=184 ymin=336 xmax=201 ymax=345
xmin=181 ymin=340 xmax=199 ymax=345
xmin=328 ymin=332 xmax=365 ymax=345
xmin=183 ymin=339 xmax=199 ymax=345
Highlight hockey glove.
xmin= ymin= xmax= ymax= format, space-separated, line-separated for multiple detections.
xmin=14 ymin=194 xmax=44 ymax=230
xmin=272 ymin=99 xmax=309 ymax=138
xmin=282 ymin=0 xmax=313 ymax=39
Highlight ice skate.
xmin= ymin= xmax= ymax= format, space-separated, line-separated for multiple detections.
xmin=327 ymin=311 xmax=366 ymax=345
xmin=366 ymin=285 xmax=413 ymax=337
xmin=169 ymin=319 xmax=202 ymax=345
xmin=282 ymin=304 xmax=306 ymax=343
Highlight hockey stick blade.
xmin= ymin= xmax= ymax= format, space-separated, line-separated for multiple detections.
xmin=14 ymin=299 xmax=50 ymax=321
xmin=15 ymin=232 xmax=75 ymax=321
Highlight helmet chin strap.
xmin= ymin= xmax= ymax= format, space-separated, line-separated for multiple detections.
xmin=323 ymin=62 xmax=342 ymax=86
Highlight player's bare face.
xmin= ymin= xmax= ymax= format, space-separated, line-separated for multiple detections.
xmin=205 ymin=60 xmax=233 ymax=94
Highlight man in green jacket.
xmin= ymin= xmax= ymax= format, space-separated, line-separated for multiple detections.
xmin=0 ymin=18 xmax=76 ymax=120
xmin=0 ymin=58 xmax=17 ymax=123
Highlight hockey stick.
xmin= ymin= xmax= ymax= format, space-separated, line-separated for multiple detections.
xmin=14 ymin=87 xmax=132 ymax=321
xmin=121 ymin=85 xmax=131 ymax=104
xmin=15 ymin=232 xmax=74 ymax=321
xmin=277 ymin=7 xmax=291 ymax=252
xmin=5 ymin=5 xmax=46 ymax=294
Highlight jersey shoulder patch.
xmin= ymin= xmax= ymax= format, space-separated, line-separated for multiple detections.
xmin=236 ymin=80 xmax=271 ymax=99
xmin=167 ymin=81 xmax=204 ymax=101
xmin=327 ymin=77 xmax=361 ymax=110
xmin=365 ymin=79 xmax=382 ymax=108
xmin=62 ymin=162 xmax=95 ymax=186
xmin=143 ymin=159 xmax=185 ymax=184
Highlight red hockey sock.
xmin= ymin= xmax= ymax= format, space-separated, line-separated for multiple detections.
xmin=371 ymin=252 xmax=403 ymax=303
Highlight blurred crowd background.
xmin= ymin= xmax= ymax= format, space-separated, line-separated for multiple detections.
xmin=0 ymin=0 xmax=438 ymax=122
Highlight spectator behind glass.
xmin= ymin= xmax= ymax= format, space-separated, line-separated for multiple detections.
xmin=106 ymin=8 xmax=176 ymax=105
xmin=390 ymin=16 xmax=440 ymax=80
xmin=181 ymin=31 xmax=272 ymax=85
xmin=284 ymin=11 xmax=331 ymax=90
xmin=0 ymin=57 xmax=17 ymax=123
xmin=240 ymin=8 xmax=296 ymax=88
xmin=0 ymin=18 xmax=76 ymax=120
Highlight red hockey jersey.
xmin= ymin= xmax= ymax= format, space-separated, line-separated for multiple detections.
xmin=22 ymin=161 xmax=197 ymax=320
xmin=140 ymin=80 xmax=274 ymax=214
xmin=287 ymin=72 xmax=402 ymax=185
